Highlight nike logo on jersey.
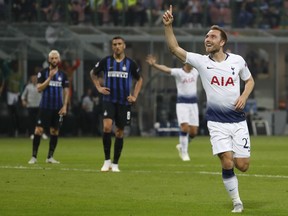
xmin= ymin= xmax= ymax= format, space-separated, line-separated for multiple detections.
xmin=207 ymin=66 xmax=214 ymax=69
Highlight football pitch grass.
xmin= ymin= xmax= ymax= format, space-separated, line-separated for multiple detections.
xmin=0 ymin=136 xmax=287 ymax=216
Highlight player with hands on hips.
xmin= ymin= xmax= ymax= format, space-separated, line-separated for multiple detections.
xmin=146 ymin=54 xmax=199 ymax=161
xmin=163 ymin=5 xmax=255 ymax=213
xmin=90 ymin=36 xmax=143 ymax=172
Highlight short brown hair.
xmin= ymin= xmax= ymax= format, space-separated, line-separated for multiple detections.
xmin=112 ymin=36 xmax=125 ymax=43
xmin=210 ymin=25 xmax=228 ymax=46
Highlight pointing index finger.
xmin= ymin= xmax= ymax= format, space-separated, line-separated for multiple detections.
xmin=169 ymin=5 xmax=172 ymax=14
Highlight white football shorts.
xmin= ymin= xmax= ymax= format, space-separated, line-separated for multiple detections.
xmin=176 ymin=103 xmax=199 ymax=126
xmin=207 ymin=120 xmax=251 ymax=158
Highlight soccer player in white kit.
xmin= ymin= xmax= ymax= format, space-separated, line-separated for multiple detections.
xmin=146 ymin=54 xmax=199 ymax=161
xmin=163 ymin=6 xmax=255 ymax=213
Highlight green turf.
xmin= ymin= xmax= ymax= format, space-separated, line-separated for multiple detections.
xmin=0 ymin=136 xmax=287 ymax=216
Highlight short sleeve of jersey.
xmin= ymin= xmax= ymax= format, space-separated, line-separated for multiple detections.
xmin=130 ymin=60 xmax=141 ymax=80
xmin=37 ymin=69 xmax=47 ymax=84
xmin=239 ymin=57 xmax=252 ymax=81
xmin=92 ymin=57 xmax=107 ymax=76
xmin=170 ymin=68 xmax=180 ymax=77
xmin=185 ymin=52 xmax=204 ymax=69
xmin=61 ymin=70 xmax=69 ymax=88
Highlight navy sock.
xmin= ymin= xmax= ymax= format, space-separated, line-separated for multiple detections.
xmin=48 ymin=135 xmax=58 ymax=158
xmin=103 ymin=132 xmax=112 ymax=160
xmin=32 ymin=134 xmax=41 ymax=158
xmin=222 ymin=168 xmax=235 ymax=179
xmin=113 ymin=137 xmax=123 ymax=164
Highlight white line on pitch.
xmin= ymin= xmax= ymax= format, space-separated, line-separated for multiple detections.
xmin=0 ymin=165 xmax=288 ymax=179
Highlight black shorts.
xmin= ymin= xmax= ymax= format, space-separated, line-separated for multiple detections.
xmin=36 ymin=109 xmax=61 ymax=129
xmin=102 ymin=102 xmax=131 ymax=129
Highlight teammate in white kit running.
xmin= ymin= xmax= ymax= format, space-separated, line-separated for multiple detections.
xmin=146 ymin=54 xmax=199 ymax=161
xmin=163 ymin=5 xmax=255 ymax=213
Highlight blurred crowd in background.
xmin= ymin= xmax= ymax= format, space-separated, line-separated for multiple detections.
xmin=0 ymin=0 xmax=287 ymax=29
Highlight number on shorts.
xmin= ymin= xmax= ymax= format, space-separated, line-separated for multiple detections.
xmin=242 ymin=138 xmax=249 ymax=149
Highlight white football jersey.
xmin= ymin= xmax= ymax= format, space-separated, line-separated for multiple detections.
xmin=171 ymin=67 xmax=199 ymax=104
xmin=185 ymin=52 xmax=252 ymax=123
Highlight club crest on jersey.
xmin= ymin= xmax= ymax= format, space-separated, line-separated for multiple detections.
xmin=37 ymin=72 xmax=41 ymax=78
xmin=122 ymin=65 xmax=127 ymax=71
xmin=231 ymin=66 xmax=235 ymax=75
xmin=211 ymin=76 xmax=234 ymax=86
xmin=58 ymin=76 xmax=62 ymax=81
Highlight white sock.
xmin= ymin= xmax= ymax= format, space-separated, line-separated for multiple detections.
xmin=179 ymin=134 xmax=188 ymax=154
xmin=223 ymin=175 xmax=242 ymax=205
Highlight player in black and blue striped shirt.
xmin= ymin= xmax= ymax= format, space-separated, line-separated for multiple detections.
xmin=28 ymin=50 xmax=69 ymax=165
xmin=90 ymin=36 xmax=143 ymax=172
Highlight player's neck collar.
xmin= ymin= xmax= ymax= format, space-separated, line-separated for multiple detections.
xmin=208 ymin=52 xmax=229 ymax=62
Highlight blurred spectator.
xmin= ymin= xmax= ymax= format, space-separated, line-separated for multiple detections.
xmin=80 ymin=87 xmax=102 ymax=136
xmin=80 ymin=87 xmax=94 ymax=135
xmin=21 ymin=71 xmax=48 ymax=139
xmin=59 ymin=53 xmax=81 ymax=109
xmin=40 ymin=0 xmax=66 ymax=22
xmin=1 ymin=60 xmax=23 ymax=137
xmin=40 ymin=0 xmax=53 ymax=21
xmin=69 ymin=0 xmax=88 ymax=25
xmin=109 ymin=0 xmax=125 ymax=26
xmin=145 ymin=0 xmax=160 ymax=26
xmin=11 ymin=0 xmax=37 ymax=22
xmin=134 ymin=0 xmax=148 ymax=26
xmin=236 ymin=0 xmax=257 ymax=28
xmin=94 ymin=0 xmax=112 ymax=26
xmin=280 ymin=0 xmax=288 ymax=28
xmin=209 ymin=0 xmax=232 ymax=27
xmin=267 ymin=0 xmax=282 ymax=29
xmin=154 ymin=0 xmax=176 ymax=26
xmin=0 ymin=0 xmax=7 ymax=22
xmin=124 ymin=0 xmax=137 ymax=26
xmin=258 ymin=0 xmax=271 ymax=28
xmin=181 ymin=0 xmax=203 ymax=27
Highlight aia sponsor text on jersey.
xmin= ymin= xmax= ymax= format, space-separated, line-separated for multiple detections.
xmin=210 ymin=76 xmax=234 ymax=86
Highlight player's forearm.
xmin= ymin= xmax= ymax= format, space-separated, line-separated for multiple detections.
xmin=37 ymin=76 xmax=51 ymax=92
xmin=152 ymin=63 xmax=171 ymax=74
xmin=63 ymin=88 xmax=70 ymax=107
xmin=90 ymin=70 xmax=102 ymax=91
xmin=165 ymin=25 xmax=178 ymax=55
xmin=164 ymin=25 xmax=186 ymax=62
xmin=132 ymin=77 xmax=143 ymax=99
xmin=242 ymin=76 xmax=255 ymax=99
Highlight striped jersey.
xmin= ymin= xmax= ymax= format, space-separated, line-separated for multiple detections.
xmin=171 ymin=67 xmax=199 ymax=104
xmin=37 ymin=68 xmax=69 ymax=110
xmin=92 ymin=55 xmax=141 ymax=105
xmin=185 ymin=52 xmax=252 ymax=123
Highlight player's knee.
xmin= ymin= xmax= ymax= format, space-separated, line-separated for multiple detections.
xmin=115 ymin=128 xmax=124 ymax=138
xmin=189 ymin=127 xmax=198 ymax=138
xmin=34 ymin=127 xmax=43 ymax=135
xmin=50 ymin=128 xmax=59 ymax=136
xmin=235 ymin=160 xmax=250 ymax=172
xmin=180 ymin=125 xmax=189 ymax=133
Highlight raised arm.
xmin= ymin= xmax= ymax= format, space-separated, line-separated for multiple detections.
xmin=163 ymin=5 xmax=187 ymax=63
xmin=146 ymin=55 xmax=171 ymax=74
